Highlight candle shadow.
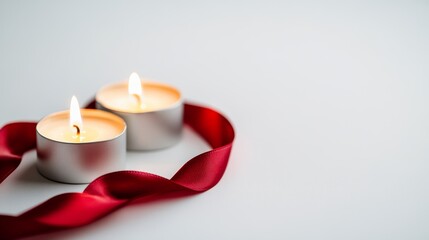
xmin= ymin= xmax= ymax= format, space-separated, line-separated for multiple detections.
xmin=14 ymin=150 xmax=66 ymax=185
xmin=11 ymin=150 xmax=87 ymax=203
xmin=15 ymin=163 xmax=57 ymax=185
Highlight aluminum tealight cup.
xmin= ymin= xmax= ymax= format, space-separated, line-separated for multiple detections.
xmin=36 ymin=109 xmax=127 ymax=184
xmin=95 ymin=81 xmax=183 ymax=151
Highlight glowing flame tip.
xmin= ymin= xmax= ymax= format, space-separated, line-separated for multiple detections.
xmin=128 ymin=72 xmax=143 ymax=96
xmin=70 ymin=95 xmax=82 ymax=129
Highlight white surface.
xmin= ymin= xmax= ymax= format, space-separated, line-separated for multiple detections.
xmin=1 ymin=1 xmax=429 ymax=239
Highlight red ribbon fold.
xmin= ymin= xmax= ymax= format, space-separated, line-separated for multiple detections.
xmin=0 ymin=102 xmax=235 ymax=239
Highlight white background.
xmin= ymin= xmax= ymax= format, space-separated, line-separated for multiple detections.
xmin=1 ymin=1 xmax=429 ymax=239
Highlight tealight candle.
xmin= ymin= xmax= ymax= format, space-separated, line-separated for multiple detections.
xmin=96 ymin=72 xmax=183 ymax=150
xmin=36 ymin=96 xmax=127 ymax=184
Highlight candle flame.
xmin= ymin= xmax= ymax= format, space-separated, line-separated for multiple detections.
xmin=128 ymin=72 xmax=144 ymax=108
xmin=128 ymin=72 xmax=143 ymax=96
xmin=70 ymin=96 xmax=83 ymax=134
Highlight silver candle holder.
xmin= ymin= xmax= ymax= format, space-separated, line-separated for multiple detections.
xmin=95 ymin=80 xmax=183 ymax=151
xmin=36 ymin=109 xmax=127 ymax=184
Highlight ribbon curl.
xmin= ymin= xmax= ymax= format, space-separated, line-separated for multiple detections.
xmin=0 ymin=102 xmax=235 ymax=239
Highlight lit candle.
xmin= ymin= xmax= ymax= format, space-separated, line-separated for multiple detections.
xmin=96 ymin=72 xmax=183 ymax=150
xmin=36 ymin=96 xmax=127 ymax=184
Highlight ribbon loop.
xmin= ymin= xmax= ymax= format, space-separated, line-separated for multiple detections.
xmin=0 ymin=102 xmax=234 ymax=239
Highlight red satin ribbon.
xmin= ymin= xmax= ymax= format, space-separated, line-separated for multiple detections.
xmin=0 ymin=102 xmax=235 ymax=239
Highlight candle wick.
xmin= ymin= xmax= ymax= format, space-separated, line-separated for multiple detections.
xmin=73 ymin=124 xmax=81 ymax=137
xmin=132 ymin=94 xmax=143 ymax=108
